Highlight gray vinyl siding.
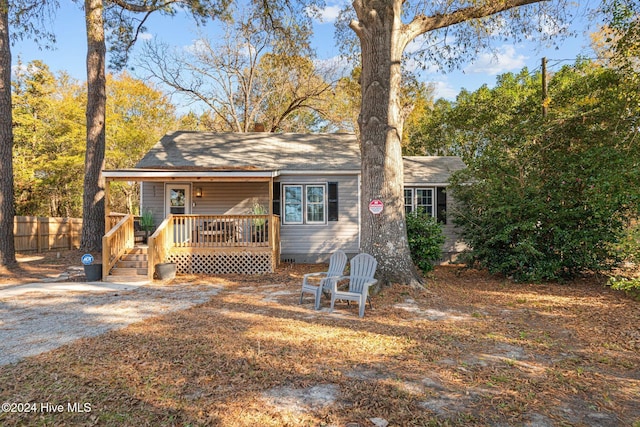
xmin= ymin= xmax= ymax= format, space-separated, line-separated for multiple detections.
xmin=140 ymin=181 xmax=270 ymax=228
xmin=441 ymin=188 xmax=468 ymax=260
xmin=140 ymin=182 xmax=166 ymax=228
xmin=139 ymin=176 xmax=464 ymax=264
xmin=403 ymin=184 xmax=466 ymax=261
xmin=191 ymin=182 xmax=269 ymax=215
xmin=277 ymin=174 xmax=360 ymax=263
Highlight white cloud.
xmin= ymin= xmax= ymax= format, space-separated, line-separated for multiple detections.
xmin=432 ymin=80 xmax=458 ymax=100
xmin=312 ymin=1 xmax=349 ymax=23
xmin=532 ymin=12 xmax=569 ymax=38
xmin=139 ymin=32 xmax=153 ymax=41
xmin=317 ymin=5 xmax=342 ymax=22
xmin=313 ymin=55 xmax=353 ymax=81
xmin=463 ymin=45 xmax=527 ymax=75
xmin=405 ymin=38 xmax=426 ymax=56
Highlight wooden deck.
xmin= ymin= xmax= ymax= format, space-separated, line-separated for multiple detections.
xmin=105 ymin=214 xmax=280 ymax=279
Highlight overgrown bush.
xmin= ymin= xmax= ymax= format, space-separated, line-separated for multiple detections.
xmin=608 ymin=277 xmax=640 ymax=300
xmin=608 ymin=220 xmax=640 ymax=300
xmin=446 ymin=62 xmax=640 ymax=282
xmin=450 ymin=147 xmax=635 ymax=282
xmin=406 ymin=210 xmax=445 ymax=273
xmin=616 ymin=220 xmax=640 ymax=266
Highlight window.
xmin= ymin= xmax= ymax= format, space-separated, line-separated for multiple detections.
xmin=404 ymin=189 xmax=414 ymax=214
xmin=404 ymin=187 xmax=447 ymax=224
xmin=416 ymin=188 xmax=433 ymax=216
xmin=306 ymin=185 xmax=325 ymax=223
xmin=282 ymin=184 xmax=332 ymax=225
xmin=283 ymin=185 xmax=303 ymax=224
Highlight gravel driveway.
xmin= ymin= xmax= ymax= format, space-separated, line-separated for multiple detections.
xmin=0 ymin=281 xmax=222 ymax=366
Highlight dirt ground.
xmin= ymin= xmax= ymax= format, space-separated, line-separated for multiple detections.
xmin=0 ymin=250 xmax=89 ymax=288
xmin=0 ymin=250 xmax=639 ymax=426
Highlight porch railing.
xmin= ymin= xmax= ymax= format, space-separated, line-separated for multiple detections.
xmin=106 ymin=214 xmax=280 ymax=279
xmin=172 ymin=214 xmax=276 ymax=248
xmin=102 ymin=214 xmax=134 ymax=279
xmin=147 ymin=215 xmax=173 ymax=281
xmin=107 ymin=213 xmax=127 ymax=231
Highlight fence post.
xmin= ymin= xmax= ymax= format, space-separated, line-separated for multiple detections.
xmin=36 ymin=217 xmax=42 ymax=252
xmin=67 ymin=218 xmax=71 ymax=250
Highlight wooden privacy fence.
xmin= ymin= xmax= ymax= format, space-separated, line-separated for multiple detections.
xmin=14 ymin=216 xmax=82 ymax=252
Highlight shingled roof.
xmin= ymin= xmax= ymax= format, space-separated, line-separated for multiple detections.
xmin=133 ymin=131 xmax=465 ymax=182
xmin=135 ymin=131 xmax=361 ymax=172
xmin=402 ymin=156 xmax=466 ymax=185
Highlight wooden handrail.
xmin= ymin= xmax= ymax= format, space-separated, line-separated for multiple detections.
xmin=106 ymin=213 xmax=128 ymax=232
xmin=170 ymin=214 xmax=274 ymax=248
xmin=102 ymin=214 xmax=134 ymax=279
xmin=145 ymin=214 xmax=281 ymax=278
xmin=147 ymin=215 xmax=173 ymax=281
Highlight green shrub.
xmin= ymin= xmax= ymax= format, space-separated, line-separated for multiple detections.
xmin=608 ymin=276 xmax=640 ymax=300
xmin=251 ymin=202 xmax=267 ymax=227
xmin=616 ymin=220 xmax=640 ymax=266
xmin=140 ymin=209 xmax=155 ymax=232
xmin=406 ymin=210 xmax=445 ymax=273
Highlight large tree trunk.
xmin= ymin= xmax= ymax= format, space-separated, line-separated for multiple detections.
xmin=0 ymin=0 xmax=16 ymax=268
xmin=81 ymin=0 xmax=107 ymax=252
xmin=352 ymin=1 xmax=422 ymax=288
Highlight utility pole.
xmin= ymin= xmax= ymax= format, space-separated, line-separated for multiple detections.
xmin=542 ymin=57 xmax=548 ymax=117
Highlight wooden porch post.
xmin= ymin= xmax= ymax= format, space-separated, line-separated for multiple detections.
xmin=104 ymin=178 xmax=110 ymax=232
xmin=103 ymin=179 xmax=110 ymax=278
xmin=269 ymin=177 xmax=275 ymax=271
xmin=269 ymin=176 xmax=273 ymax=215
xmin=147 ymin=235 xmax=155 ymax=282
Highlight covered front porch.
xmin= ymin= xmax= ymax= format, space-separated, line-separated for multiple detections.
xmin=103 ymin=213 xmax=280 ymax=280
xmin=102 ymin=168 xmax=281 ymax=280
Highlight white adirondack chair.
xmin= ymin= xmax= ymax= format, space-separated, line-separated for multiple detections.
xmin=330 ymin=253 xmax=378 ymax=318
xmin=300 ymin=250 xmax=348 ymax=310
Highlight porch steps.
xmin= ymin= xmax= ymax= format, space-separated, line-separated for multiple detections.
xmin=105 ymin=247 xmax=149 ymax=283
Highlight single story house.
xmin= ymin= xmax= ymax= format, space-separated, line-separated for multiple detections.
xmin=101 ymin=132 xmax=465 ymax=281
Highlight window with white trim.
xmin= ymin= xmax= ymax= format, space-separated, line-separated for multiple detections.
xmin=283 ymin=185 xmax=303 ymax=224
xmin=404 ymin=187 xmax=447 ymax=224
xmin=404 ymin=188 xmax=414 ymax=214
xmin=282 ymin=184 xmax=327 ymax=224
xmin=416 ymin=188 xmax=434 ymax=216
xmin=404 ymin=186 xmax=447 ymax=224
xmin=306 ymin=185 xmax=326 ymax=224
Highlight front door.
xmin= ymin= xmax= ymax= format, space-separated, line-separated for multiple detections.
xmin=166 ymin=184 xmax=191 ymax=215
xmin=165 ymin=184 xmax=191 ymax=243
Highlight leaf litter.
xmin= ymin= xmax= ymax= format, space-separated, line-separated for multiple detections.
xmin=0 ymin=256 xmax=638 ymax=426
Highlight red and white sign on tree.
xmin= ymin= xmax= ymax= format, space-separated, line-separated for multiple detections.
xmin=368 ymin=199 xmax=384 ymax=215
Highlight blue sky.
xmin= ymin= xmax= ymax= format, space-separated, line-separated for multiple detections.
xmin=11 ymin=1 xmax=598 ymax=105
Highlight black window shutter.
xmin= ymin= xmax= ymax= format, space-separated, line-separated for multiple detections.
xmin=328 ymin=182 xmax=339 ymax=221
xmin=437 ymin=187 xmax=447 ymax=224
xmin=272 ymin=182 xmax=281 ymax=216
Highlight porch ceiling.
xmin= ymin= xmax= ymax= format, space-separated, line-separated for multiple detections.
xmin=103 ymin=168 xmax=279 ymax=182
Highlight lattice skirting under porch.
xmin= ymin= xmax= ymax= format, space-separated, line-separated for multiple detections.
xmin=167 ymin=248 xmax=274 ymax=274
